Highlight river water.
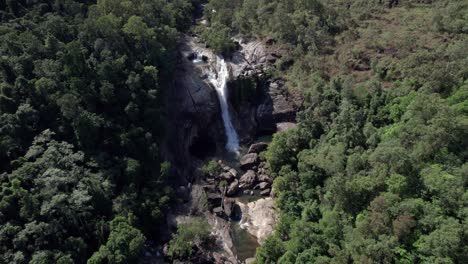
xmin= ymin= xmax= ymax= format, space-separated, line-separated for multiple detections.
xmin=191 ymin=51 xmax=269 ymax=262
xmin=207 ymin=56 xmax=240 ymax=154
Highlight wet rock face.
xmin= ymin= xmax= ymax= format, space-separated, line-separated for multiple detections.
xmin=189 ymin=132 xmax=217 ymax=159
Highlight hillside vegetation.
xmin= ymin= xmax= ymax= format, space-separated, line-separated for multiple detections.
xmin=203 ymin=0 xmax=468 ymax=263
xmin=0 ymin=1 xmax=198 ymax=263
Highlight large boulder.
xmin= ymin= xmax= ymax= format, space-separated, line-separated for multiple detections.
xmin=258 ymin=174 xmax=273 ymax=184
xmin=218 ymin=171 xmax=236 ymax=182
xmin=223 ymin=199 xmax=235 ymax=218
xmin=226 ymin=180 xmax=239 ymax=196
xmin=206 ymin=193 xmax=222 ymax=209
xmin=260 ymin=189 xmax=271 ymax=196
xmin=213 ymin=207 xmax=224 ymax=217
xmin=239 ymin=170 xmax=257 ymax=189
xmin=276 ymin=122 xmax=297 ymax=132
xmin=228 ymin=168 xmax=238 ymax=178
xmin=248 ymin=142 xmax=268 ymax=154
xmin=254 ymin=182 xmax=271 ymax=190
xmin=240 ymin=153 xmax=259 ymax=170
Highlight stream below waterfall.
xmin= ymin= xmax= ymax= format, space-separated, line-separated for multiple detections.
xmin=188 ymin=49 xmax=276 ymax=263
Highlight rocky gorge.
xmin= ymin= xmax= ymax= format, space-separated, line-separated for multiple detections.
xmin=158 ymin=31 xmax=299 ymax=263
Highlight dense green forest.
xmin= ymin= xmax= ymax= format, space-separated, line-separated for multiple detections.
xmin=0 ymin=0 xmax=198 ymax=263
xmin=203 ymin=0 xmax=467 ymax=263
xmin=1 ymin=0 xmax=467 ymax=263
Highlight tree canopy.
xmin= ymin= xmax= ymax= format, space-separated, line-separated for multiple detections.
xmin=203 ymin=0 xmax=468 ymax=263
xmin=0 ymin=0 xmax=199 ymax=263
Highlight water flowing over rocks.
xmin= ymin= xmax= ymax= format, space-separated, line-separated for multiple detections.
xmin=161 ymin=32 xmax=289 ymax=262
xmin=208 ymin=56 xmax=240 ymax=153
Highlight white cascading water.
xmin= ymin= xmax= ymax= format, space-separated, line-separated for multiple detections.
xmin=208 ymin=56 xmax=240 ymax=153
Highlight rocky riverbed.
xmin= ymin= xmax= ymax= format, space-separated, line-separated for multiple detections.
xmin=158 ymin=32 xmax=298 ymax=263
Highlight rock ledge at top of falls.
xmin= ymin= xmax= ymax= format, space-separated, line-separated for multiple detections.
xmin=237 ymin=197 xmax=278 ymax=244
xmin=230 ymin=37 xmax=301 ymax=137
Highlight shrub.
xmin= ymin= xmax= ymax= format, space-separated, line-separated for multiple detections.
xmin=168 ymin=218 xmax=212 ymax=259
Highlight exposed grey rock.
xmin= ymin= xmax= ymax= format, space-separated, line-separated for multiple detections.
xmin=240 ymin=153 xmax=259 ymax=170
xmin=226 ymin=179 xmax=239 ymax=196
xmin=248 ymin=142 xmax=268 ymax=153
xmin=255 ymin=182 xmax=271 ymax=190
xmin=239 ymin=170 xmax=257 ymax=189
xmin=266 ymin=53 xmax=280 ymax=63
xmin=223 ymin=199 xmax=235 ymax=218
xmin=228 ymin=168 xmax=238 ymax=178
xmin=187 ymin=52 xmax=196 ymax=61
xmin=276 ymin=122 xmax=297 ymax=132
xmin=258 ymin=174 xmax=273 ymax=184
xmin=236 ymin=198 xmax=278 ymax=244
xmin=163 ymin=243 xmax=169 ymax=256
xmin=212 ymin=252 xmax=235 ymax=264
xmin=207 ymin=193 xmax=222 ymax=205
xmin=213 ymin=207 xmax=224 ymax=216
xmin=218 ymin=171 xmax=236 ymax=182
xmin=260 ymin=189 xmax=271 ymax=196
xmin=256 ymin=81 xmax=296 ymax=133
xmin=245 ymin=258 xmax=256 ymax=264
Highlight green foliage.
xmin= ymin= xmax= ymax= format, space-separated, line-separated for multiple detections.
xmin=211 ymin=1 xmax=468 ymax=263
xmin=0 ymin=0 xmax=196 ymax=263
xmin=200 ymin=160 xmax=221 ymax=176
xmin=201 ymin=22 xmax=236 ymax=55
xmin=255 ymin=234 xmax=286 ymax=264
xmin=168 ymin=218 xmax=212 ymax=259
xmin=88 ymin=216 xmax=145 ymax=264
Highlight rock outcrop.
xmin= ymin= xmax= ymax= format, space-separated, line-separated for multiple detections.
xmin=227 ymin=180 xmax=239 ymax=196
xmin=163 ymin=33 xmax=298 ymax=263
xmin=239 ymin=170 xmax=257 ymax=189
xmin=237 ymin=198 xmax=278 ymax=244
xmin=228 ymin=38 xmax=299 ymax=139
xmin=248 ymin=142 xmax=268 ymax=154
xmin=240 ymin=153 xmax=259 ymax=170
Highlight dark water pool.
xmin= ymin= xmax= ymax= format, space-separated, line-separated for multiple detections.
xmin=230 ymin=221 xmax=259 ymax=262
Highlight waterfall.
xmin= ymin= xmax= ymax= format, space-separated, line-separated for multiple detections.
xmin=208 ymin=56 xmax=240 ymax=153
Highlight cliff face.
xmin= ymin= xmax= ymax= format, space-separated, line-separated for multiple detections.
xmin=163 ymin=36 xmax=224 ymax=187
xmin=164 ymin=35 xmax=299 ymax=186
xmin=228 ymin=38 xmax=300 ymax=141
xmin=160 ymin=35 xmax=296 ymax=263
